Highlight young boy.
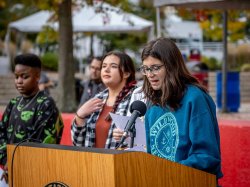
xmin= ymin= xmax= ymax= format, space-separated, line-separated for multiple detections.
xmin=0 ymin=53 xmax=64 ymax=183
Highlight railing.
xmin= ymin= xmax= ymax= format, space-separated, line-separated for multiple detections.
xmin=176 ymin=42 xmax=224 ymax=60
xmin=176 ymin=42 xmax=223 ymax=52
xmin=203 ymin=42 xmax=223 ymax=51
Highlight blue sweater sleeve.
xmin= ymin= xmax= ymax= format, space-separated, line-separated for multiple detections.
xmin=143 ymin=86 xmax=223 ymax=179
xmin=179 ymin=111 xmax=222 ymax=178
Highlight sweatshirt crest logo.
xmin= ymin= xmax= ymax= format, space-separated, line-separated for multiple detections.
xmin=150 ymin=112 xmax=179 ymax=161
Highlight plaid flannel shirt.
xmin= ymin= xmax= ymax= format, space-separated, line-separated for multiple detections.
xmin=71 ymin=87 xmax=136 ymax=149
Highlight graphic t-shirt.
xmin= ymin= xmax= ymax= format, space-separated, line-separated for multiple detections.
xmin=0 ymin=91 xmax=64 ymax=165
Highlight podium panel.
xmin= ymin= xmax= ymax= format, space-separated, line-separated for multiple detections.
xmin=7 ymin=143 xmax=216 ymax=187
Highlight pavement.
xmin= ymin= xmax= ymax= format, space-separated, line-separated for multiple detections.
xmin=0 ymin=56 xmax=11 ymax=75
xmin=217 ymin=102 xmax=250 ymax=121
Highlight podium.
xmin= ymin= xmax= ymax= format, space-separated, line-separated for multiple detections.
xmin=7 ymin=143 xmax=216 ymax=187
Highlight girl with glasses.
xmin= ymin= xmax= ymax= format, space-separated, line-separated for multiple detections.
xmin=141 ymin=37 xmax=223 ymax=180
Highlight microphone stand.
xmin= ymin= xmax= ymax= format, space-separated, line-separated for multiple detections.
xmin=129 ymin=125 xmax=136 ymax=148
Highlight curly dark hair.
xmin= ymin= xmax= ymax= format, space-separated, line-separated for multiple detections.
xmin=14 ymin=53 xmax=41 ymax=69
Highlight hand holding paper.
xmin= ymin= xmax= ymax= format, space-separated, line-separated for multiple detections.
xmin=110 ymin=113 xmax=146 ymax=148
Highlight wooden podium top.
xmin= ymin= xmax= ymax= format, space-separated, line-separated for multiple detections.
xmin=16 ymin=142 xmax=126 ymax=154
xmin=7 ymin=142 xmax=216 ymax=187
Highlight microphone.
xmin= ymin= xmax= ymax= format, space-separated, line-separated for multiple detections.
xmin=116 ymin=100 xmax=147 ymax=149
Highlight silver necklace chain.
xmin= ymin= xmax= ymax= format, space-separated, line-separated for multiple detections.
xmin=17 ymin=91 xmax=40 ymax=111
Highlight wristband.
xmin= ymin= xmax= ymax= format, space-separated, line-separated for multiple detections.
xmin=75 ymin=112 xmax=85 ymax=120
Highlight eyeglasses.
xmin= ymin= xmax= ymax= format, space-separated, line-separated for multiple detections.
xmin=140 ymin=65 xmax=164 ymax=75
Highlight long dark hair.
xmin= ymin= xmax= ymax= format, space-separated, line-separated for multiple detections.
xmin=141 ymin=37 xmax=207 ymax=110
xmin=102 ymin=51 xmax=136 ymax=119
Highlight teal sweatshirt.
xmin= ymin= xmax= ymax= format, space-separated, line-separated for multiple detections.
xmin=145 ymin=85 xmax=223 ymax=179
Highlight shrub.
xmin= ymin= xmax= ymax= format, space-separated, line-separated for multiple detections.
xmin=241 ymin=63 xmax=250 ymax=72
xmin=228 ymin=43 xmax=250 ymax=71
xmin=202 ymin=56 xmax=221 ymax=71
xmin=41 ymin=52 xmax=58 ymax=71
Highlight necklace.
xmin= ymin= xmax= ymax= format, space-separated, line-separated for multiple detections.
xmin=17 ymin=91 xmax=40 ymax=111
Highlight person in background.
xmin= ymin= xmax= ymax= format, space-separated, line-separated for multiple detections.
xmin=140 ymin=37 xmax=223 ymax=180
xmin=39 ymin=71 xmax=55 ymax=95
xmin=0 ymin=53 xmax=64 ymax=183
xmin=79 ymin=56 xmax=106 ymax=106
xmin=71 ymin=51 xmax=137 ymax=149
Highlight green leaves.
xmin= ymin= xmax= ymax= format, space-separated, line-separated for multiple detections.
xmin=178 ymin=8 xmax=250 ymax=42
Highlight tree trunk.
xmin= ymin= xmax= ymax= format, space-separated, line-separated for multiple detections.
xmin=57 ymin=0 xmax=76 ymax=112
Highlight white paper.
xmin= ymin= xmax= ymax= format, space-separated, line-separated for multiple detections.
xmin=125 ymin=145 xmax=147 ymax=152
xmin=110 ymin=113 xmax=146 ymax=147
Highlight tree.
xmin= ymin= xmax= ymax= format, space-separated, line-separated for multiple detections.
xmin=0 ymin=1 xmax=38 ymax=40
xmin=37 ymin=0 xmax=75 ymax=112
xmin=1 ymin=0 xmax=155 ymax=112
xmin=177 ymin=8 xmax=249 ymax=42
xmin=57 ymin=0 xmax=75 ymax=112
xmin=94 ymin=0 xmax=155 ymax=55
